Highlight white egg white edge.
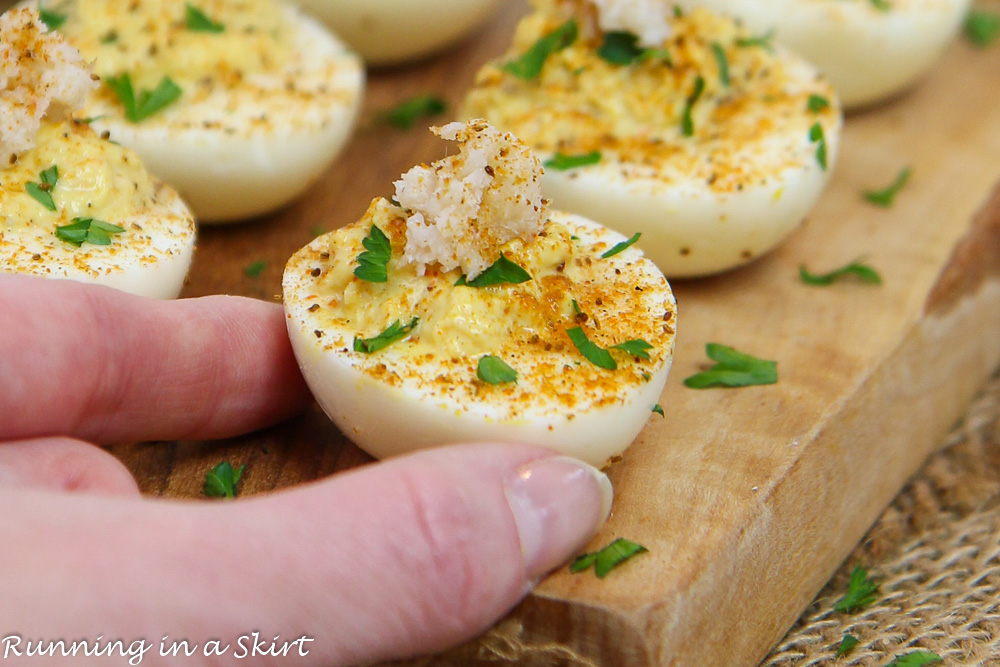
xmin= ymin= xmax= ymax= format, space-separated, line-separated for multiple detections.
xmin=79 ymin=5 xmax=365 ymax=223
xmin=539 ymin=126 xmax=841 ymax=279
xmin=283 ymin=211 xmax=675 ymax=468
xmin=0 ymin=186 xmax=196 ymax=299
xmin=673 ymin=0 xmax=971 ymax=108
xmin=292 ymin=0 xmax=505 ymax=65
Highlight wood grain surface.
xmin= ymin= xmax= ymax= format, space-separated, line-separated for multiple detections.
xmin=107 ymin=2 xmax=1000 ymax=665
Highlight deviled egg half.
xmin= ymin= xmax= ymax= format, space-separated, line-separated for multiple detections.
xmin=290 ymin=0 xmax=505 ymax=66
xmin=26 ymin=0 xmax=364 ymax=223
xmin=671 ymin=0 xmax=970 ymax=108
xmin=1 ymin=8 xmax=195 ymax=299
xmin=464 ymin=0 xmax=842 ymax=278
xmin=284 ymin=120 xmax=676 ymax=467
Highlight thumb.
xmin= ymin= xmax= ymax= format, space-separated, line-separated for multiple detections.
xmin=0 ymin=443 xmax=612 ymax=666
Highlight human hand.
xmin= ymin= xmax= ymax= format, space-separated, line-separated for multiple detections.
xmin=0 ymin=274 xmax=612 ymax=665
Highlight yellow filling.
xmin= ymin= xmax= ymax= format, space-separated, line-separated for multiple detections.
xmin=55 ymin=0 xmax=292 ymax=91
xmin=0 ymin=120 xmax=157 ymax=229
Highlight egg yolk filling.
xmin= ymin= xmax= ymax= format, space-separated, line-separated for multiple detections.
xmin=463 ymin=2 xmax=839 ymax=192
xmin=54 ymin=0 xmax=293 ymax=92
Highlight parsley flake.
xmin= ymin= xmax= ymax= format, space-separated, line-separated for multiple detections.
xmin=868 ymin=0 xmax=891 ymax=12
xmin=834 ymin=564 xmax=880 ymax=613
xmin=354 ymin=318 xmax=419 ymax=354
xmin=799 ymin=260 xmax=882 ymax=286
xmin=25 ymin=165 xmax=59 ymax=211
xmin=611 ymin=339 xmax=653 ymax=360
xmin=597 ymin=31 xmax=645 ymax=65
xmin=809 ymin=122 xmax=828 ymax=170
xmin=682 ymin=75 xmax=705 ymax=137
xmin=55 ymin=218 xmax=126 ymax=247
xmin=864 ymin=166 xmax=911 ymax=207
xmin=544 ymin=151 xmax=602 ymax=170
xmin=377 ymin=94 xmax=447 ymax=130
xmin=354 ymin=224 xmax=392 ymax=283
xmin=710 ymin=42 xmax=729 ymax=86
xmin=601 ymin=232 xmax=641 ymax=258
xmin=807 ymin=94 xmax=830 ymax=113
xmin=203 ymin=461 xmax=244 ymax=499
xmin=735 ymin=29 xmax=776 ymax=52
xmin=502 ymin=19 xmax=577 ymax=80
xmin=477 ymin=355 xmax=518 ymax=385
xmin=38 ymin=4 xmax=67 ymax=30
xmin=966 ymin=11 xmax=1000 ymax=46
xmin=567 ymin=327 xmax=616 ymax=370
xmin=570 ymin=538 xmax=647 ymax=578
xmin=886 ymin=651 xmax=942 ymax=667
xmin=683 ymin=343 xmax=777 ymax=389
xmin=185 ymin=3 xmax=225 ymax=32
xmin=652 ymin=404 xmax=664 ymax=417
xmin=836 ymin=635 xmax=859 ymax=657
xmin=456 ymin=254 xmax=532 ymax=287
xmin=244 ymin=260 xmax=266 ymax=278
xmin=105 ymin=73 xmax=182 ymax=123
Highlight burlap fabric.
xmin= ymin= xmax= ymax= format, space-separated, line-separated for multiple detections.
xmin=763 ymin=371 xmax=1000 ymax=666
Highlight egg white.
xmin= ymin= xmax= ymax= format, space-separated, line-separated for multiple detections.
xmin=34 ymin=0 xmax=365 ymax=223
xmin=290 ymin=0 xmax=504 ymax=65
xmin=671 ymin=0 xmax=970 ymax=108
xmin=283 ymin=211 xmax=676 ymax=467
xmin=464 ymin=8 xmax=842 ymax=278
xmin=1 ymin=180 xmax=195 ymax=300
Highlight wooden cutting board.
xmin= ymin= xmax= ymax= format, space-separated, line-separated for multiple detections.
xmin=108 ymin=2 xmax=1000 ymax=664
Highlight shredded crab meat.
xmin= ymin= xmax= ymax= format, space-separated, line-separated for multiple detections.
xmin=0 ymin=8 xmax=97 ymax=161
xmin=394 ymin=119 xmax=547 ymax=280
xmin=586 ymin=0 xmax=673 ymax=47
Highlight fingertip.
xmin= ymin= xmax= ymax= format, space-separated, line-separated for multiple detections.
xmin=0 ymin=437 xmax=141 ymax=497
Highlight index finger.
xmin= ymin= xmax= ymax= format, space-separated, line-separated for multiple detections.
xmin=0 ymin=274 xmax=311 ymax=443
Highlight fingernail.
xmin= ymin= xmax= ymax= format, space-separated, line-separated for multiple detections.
xmin=504 ymin=456 xmax=613 ymax=581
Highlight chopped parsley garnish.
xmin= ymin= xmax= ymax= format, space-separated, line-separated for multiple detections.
xmin=601 ymin=232 xmax=641 ymax=258
xmin=652 ymin=404 xmax=664 ymax=417
xmin=834 ymin=564 xmax=880 ymax=613
xmin=477 ymin=355 xmax=518 ymax=385
xmin=244 ymin=260 xmax=266 ymax=278
xmin=38 ymin=4 xmax=67 ymax=30
xmin=55 ymin=218 xmax=126 ymax=247
xmin=377 ymin=94 xmax=447 ymax=130
xmin=863 ymin=166 xmax=911 ymax=207
xmin=26 ymin=165 xmax=59 ymax=211
xmin=567 ymin=327 xmax=651 ymax=371
xmin=683 ymin=343 xmax=777 ymax=389
xmin=809 ymin=122 xmax=828 ymax=170
xmin=799 ymin=260 xmax=881 ymax=286
xmin=571 ymin=298 xmax=583 ymax=315
xmin=354 ymin=224 xmax=392 ymax=283
xmin=354 ymin=318 xmax=419 ymax=354
xmin=886 ymin=652 xmax=942 ymax=667
xmin=203 ymin=461 xmax=244 ymax=499
xmin=836 ymin=635 xmax=859 ymax=657
xmin=185 ymin=3 xmax=224 ymax=32
xmin=570 ymin=538 xmax=647 ymax=578
xmin=596 ymin=31 xmax=660 ymax=65
xmin=456 ymin=254 xmax=532 ymax=287
xmin=105 ymin=73 xmax=182 ymax=123
xmin=544 ymin=151 xmax=602 ymax=170
xmin=735 ymin=29 xmax=776 ymax=52
xmin=807 ymin=94 xmax=830 ymax=113
xmin=965 ymin=11 xmax=1000 ymax=47
xmin=611 ymin=339 xmax=652 ymax=360
xmin=75 ymin=115 xmax=107 ymax=125
xmin=310 ymin=225 xmax=326 ymax=237
xmin=681 ymin=75 xmax=705 ymax=137
xmin=868 ymin=0 xmax=891 ymax=12
xmin=502 ymin=19 xmax=577 ymax=79
xmin=710 ymin=42 xmax=729 ymax=86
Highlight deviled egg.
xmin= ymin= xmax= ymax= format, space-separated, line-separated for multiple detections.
xmin=1 ymin=8 xmax=195 ymax=299
xmin=283 ymin=120 xmax=676 ymax=467
xmin=28 ymin=0 xmax=364 ymax=223
xmin=290 ymin=0 xmax=505 ymax=66
xmin=671 ymin=0 xmax=970 ymax=108
xmin=463 ymin=1 xmax=842 ymax=278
